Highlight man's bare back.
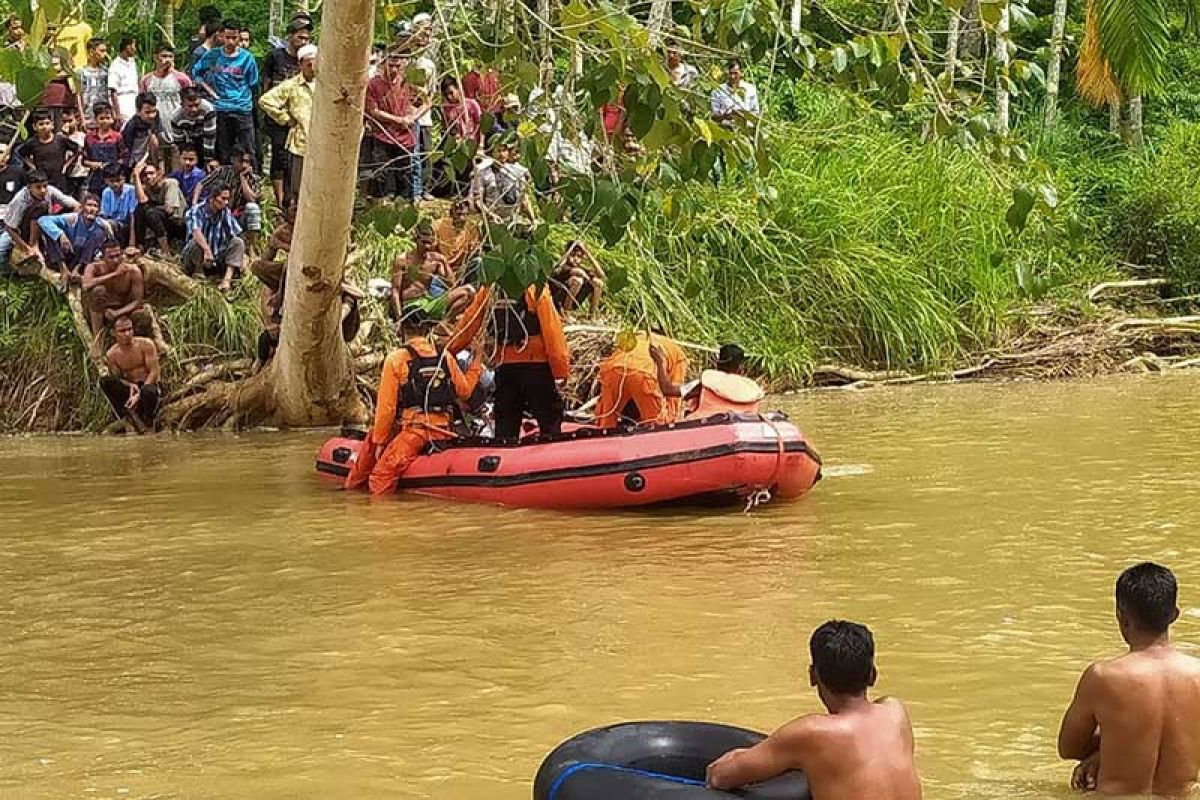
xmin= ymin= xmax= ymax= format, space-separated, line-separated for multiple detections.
xmin=778 ymin=698 xmax=921 ymax=800
xmin=1060 ymin=562 xmax=1200 ymax=797
xmin=707 ymin=620 xmax=921 ymax=800
xmin=1063 ymin=648 xmax=1200 ymax=797
xmin=107 ymin=336 xmax=157 ymax=383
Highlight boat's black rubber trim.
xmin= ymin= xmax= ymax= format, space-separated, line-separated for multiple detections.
xmin=392 ymin=440 xmax=816 ymax=490
xmin=317 ymin=461 xmax=351 ymax=478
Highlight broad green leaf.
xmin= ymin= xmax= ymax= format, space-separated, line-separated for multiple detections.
xmin=643 ymin=119 xmax=676 ymax=150
xmin=849 ymin=39 xmax=870 ymax=59
xmin=1006 ymin=185 xmax=1036 ymax=233
xmin=727 ymin=0 xmax=756 ymax=35
xmin=980 ymin=0 xmax=1002 ymax=26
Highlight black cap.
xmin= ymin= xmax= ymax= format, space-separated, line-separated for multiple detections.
xmin=286 ymin=18 xmax=312 ymax=33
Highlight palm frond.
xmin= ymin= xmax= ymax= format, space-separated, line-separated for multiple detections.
xmin=1095 ymin=0 xmax=1171 ymax=96
xmin=1077 ymin=0 xmax=1124 ymax=107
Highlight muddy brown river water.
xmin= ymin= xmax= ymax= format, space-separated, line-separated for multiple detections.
xmin=2 ymin=374 xmax=1199 ymax=799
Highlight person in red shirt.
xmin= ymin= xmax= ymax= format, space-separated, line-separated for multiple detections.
xmin=364 ymin=50 xmax=420 ymax=200
xmin=440 ymin=75 xmax=482 ymax=196
xmin=462 ymin=66 xmax=502 ymax=117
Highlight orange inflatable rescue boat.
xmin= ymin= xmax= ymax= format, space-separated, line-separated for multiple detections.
xmin=315 ymin=371 xmax=822 ymax=510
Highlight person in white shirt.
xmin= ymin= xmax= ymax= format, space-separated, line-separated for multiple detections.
xmin=108 ymin=36 xmax=140 ymax=123
xmin=409 ymin=12 xmax=438 ymax=202
xmin=710 ymin=58 xmax=760 ymax=125
xmin=667 ymin=42 xmax=699 ymax=89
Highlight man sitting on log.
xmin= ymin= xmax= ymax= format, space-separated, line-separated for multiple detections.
xmin=37 ymin=193 xmax=112 ymax=289
xmin=389 ymin=223 xmax=474 ymax=325
xmin=99 ymin=314 xmax=161 ymax=433
xmin=182 ymin=185 xmax=245 ymax=292
xmin=0 ymin=169 xmax=78 ymax=273
xmin=344 ymin=317 xmax=484 ymax=495
xmin=81 ymin=239 xmax=168 ymax=356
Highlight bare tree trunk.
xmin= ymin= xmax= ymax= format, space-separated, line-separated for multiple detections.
xmin=649 ymin=0 xmax=673 ymax=42
xmin=995 ymin=5 xmax=1010 ymax=135
xmin=960 ymin=0 xmax=982 ymax=58
xmin=269 ymin=0 xmax=284 ymax=41
xmin=1128 ymin=95 xmax=1144 ymax=148
xmin=1109 ymin=97 xmax=1122 ymax=133
xmin=161 ymin=0 xmax=175 ymax=46
xmin=538 ymin=0 xmax=555 ymax=90
xmin=260 ymin=0 xmax=373 ymax=426
xmin=789 ymin=0 xmax=802 ymax=34
xmin=944 ymin=11 xmax=961 ymax=86
xmin=1043 ymin=0 xmax=1068 ymax=127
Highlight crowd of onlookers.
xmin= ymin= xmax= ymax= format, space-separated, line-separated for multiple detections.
xmin=0 ymin=5 xmax=762 ymax=430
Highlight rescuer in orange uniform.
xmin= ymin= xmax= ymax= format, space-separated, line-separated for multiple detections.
xmin=447 ymin=284 xmax=570 ymax=440
xmin=595 ymin=331 xmax=688 ymax=428
xmin=345 ymin=323 xmax=484 ymax=495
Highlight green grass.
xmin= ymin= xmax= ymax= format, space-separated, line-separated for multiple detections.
xmin=589 ymin=83 xmax=1118 ymax=385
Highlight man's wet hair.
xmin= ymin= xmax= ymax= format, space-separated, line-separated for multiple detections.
xmin=1117 ymin=562 xmax=1178 ymax=634
xmin=93 ymin=101 xmax=114 ymax=117
xmin=810 ymin=620 xmax=875 ymax=695
xmin=30 ymin=108 xmax=52 ymax=125
xmin=102 ymin=238 xmax=123 ymax=253
xmin=26 ymin=169 xmax=49 ymax=185
xmin=202 ymin=20 xmax=222 ymax=38
xmin=180 ymin=87 xmax=201 ymax=104
xmin=119 ymin=35 xmax=136 ymax=50
xmin=102 ymin=162 xmax=125 ymax=180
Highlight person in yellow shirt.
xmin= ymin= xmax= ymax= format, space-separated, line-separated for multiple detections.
xmin=432 ymin=198 xmax=481 ymax=272
xmin=595 ymin=331 xmax=688 ymax=428
xmin=258 ymin=44 xmax=317 ymax=205
xmin=345 ymin=320 xmax=484 ymax=495
xmin=446 ymin=283 xmax=570 ymax=440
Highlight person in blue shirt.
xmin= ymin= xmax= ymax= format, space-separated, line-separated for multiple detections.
xmin=100 ymin=163 xmax=138 ymax=247
xmin=170 ymin=144 xmax=206 ymax=207
xmin=38 ymin=193 xmax=113 ymax=289
xmin=192 ymin=18 xmax=260 ymax=168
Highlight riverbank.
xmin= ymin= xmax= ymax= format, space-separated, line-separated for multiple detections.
xmin=3 ymin=81 xmax=1199 ymax=432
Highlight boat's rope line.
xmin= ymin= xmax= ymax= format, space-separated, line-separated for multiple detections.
xmin=547 ymin=761 xmax=706 ymax=800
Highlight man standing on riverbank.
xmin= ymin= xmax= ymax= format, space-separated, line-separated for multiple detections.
xmin=706 ymin=620 xmax=922 ymax=800
xmin=1058 ymin=562 xmax=1200 ymax=796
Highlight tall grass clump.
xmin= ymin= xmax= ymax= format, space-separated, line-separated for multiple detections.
xmin=602 ymin=83 xmax=1115 ymax=384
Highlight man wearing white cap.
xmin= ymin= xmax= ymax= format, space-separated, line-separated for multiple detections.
xmin=259 ymin=44 xmax=318 ymax=205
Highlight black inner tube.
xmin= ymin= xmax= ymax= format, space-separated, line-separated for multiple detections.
xmin=534 ymin=721 xmax=811 ymax=800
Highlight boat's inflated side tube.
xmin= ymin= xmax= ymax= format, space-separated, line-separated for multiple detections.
xmin=533 ymin=721 xmax=811 ymax=800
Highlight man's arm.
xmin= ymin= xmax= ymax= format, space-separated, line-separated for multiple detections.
xmin=49 ymin=186 xmax=79 ymax=211
xmin=142 ymin=338 xmax=160 ymax=385
xmin=109 ymin=267 xmax=145 ymax=317
xmin=81 ymin=262 xmax=117 ymax=290
xmin=239 ymin=171 xmax=260 ymax=203
xmin=190 ymin=218 xmax=214 ymax=260
xmin=372 ymin=351 xmax=408 ymax=452
xmin=650 ymin=345 xmax=683 ymax=397
xmin=132 ymin=160 xmax=149 ymax=203
xmin=444 ymin=285 xmax=491 ymax=354
xmin=258 ymin=81 xmax=292 ymax=127
xmin=707 ymin=723 xmax=807 ymax=790
xmin=201 ymin=109 xmax=218 ymax=157
xmin=1058 ymin=664 xmax=1102 ymax=760
xmin=535 ymin=289 xmax=570 ymax=381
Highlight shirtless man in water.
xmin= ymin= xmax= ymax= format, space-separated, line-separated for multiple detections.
xmin=1059 ymin=562 xmax=1200 ymax=797
xmin=706 ymin=620 xmax=922 ymax=800
xmin=100 ymin=314 xmax=161 ymax=433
